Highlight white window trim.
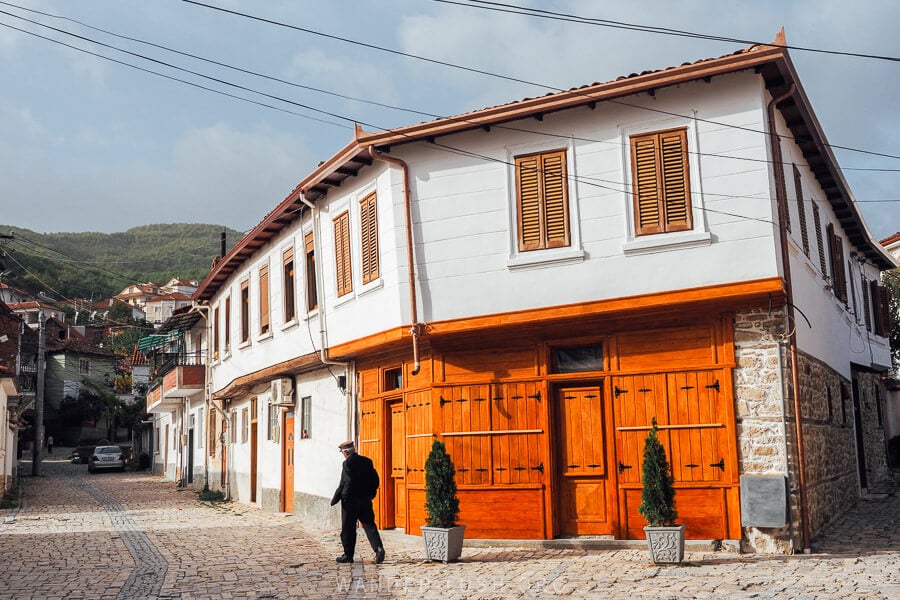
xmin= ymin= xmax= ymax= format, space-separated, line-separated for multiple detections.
xmin=504 ymin=138 xmax=585 ymax=270
xmin=620 ymin=113 xmax=710 ymax=256
xmin=280 ymin=241 xmax=298 ymax=328
xmin=355 ymin=184 xmax=384 ymax=294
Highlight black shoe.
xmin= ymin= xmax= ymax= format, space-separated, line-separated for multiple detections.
xmin=335 ymin=555 xmax=353 ymax=563
xmin=374 ymin=548 xmax=385 ymax=564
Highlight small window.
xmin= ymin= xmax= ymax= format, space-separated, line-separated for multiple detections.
xmin=268 ymin=401 xmax=279 ymax=442
xmin=300 ymin=396 xmax=312 ymax=439
xmin=79 ymin=359 xmax=90 ymax=375
xmin=551 ymin=344 xmax=604 ymax=373
xmin=793 ymin=165 xmax=809 ymax=256
xmin=229 ymin=412 xmax=237 ymax=444
xmin=241 ymin=408 xmax=249 ymax=444
xmin=383 ymin=367 xmax=403 ymax=392
xmin=213 ymin=307 xmax=220 ymax=359
xmin=630 ymin=128 xmax=692 ymax=236
xmin=224 ymin=295 xmax=232 ymax=353
xmin=812 ymin=203 xmax=828 ymax=279
xmin=197 ymin=408 xmax=204 ymax=449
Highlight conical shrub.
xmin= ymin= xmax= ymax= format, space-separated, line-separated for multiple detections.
xmin=425 ymin=439 xmax=460 ymax=528
xmin=638 ymin=418 xmax=677 ymax=527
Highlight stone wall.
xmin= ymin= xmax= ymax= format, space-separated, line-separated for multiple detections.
xmin=854 ymin=370 xmax=892 ymax=489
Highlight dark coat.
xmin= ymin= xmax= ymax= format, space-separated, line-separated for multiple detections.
xmin=331 ymin=453 xmax=379 ymax=506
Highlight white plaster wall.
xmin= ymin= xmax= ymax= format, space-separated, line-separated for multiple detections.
xmin=293 ymin=368 xmax=352 ymax=500
xmin=772 ymin=99 xmax=893 ymax=377
xmin=0 ymin=380 xmax=13 ymax=488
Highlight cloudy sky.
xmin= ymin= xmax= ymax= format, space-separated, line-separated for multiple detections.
xmin=0 ymin=0 xmax=897 ymax=240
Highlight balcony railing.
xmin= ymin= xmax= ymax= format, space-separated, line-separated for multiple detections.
xmin=150 ymin=351 xmax=205 ymax=382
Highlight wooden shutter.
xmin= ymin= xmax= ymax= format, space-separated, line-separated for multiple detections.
xmin=259 ymin=264 xmax=270 ymax=334
xmin=813 ymin=203 xmax=828 ymax=278
xmin=862 ymin=275 xmax=872 ymax=331
xmin=827 ymin=224 xmax=847 ymax=303
xmin=333 ymin=211 xmax=352 ymax=297
xmin=359 ymin=192 xmax=379 ymax=284
xmin=224 ymin=295 xmax=231 ymax=352
xmin=514 ymin=149 xmax=570 ymax=251
xmin=793 ymin=165 xmax=809 ymax=255
xmin=631 ymin=128 xmax=692 ymax=236
xmin=872 ymin=282 xmax=891 ymax=337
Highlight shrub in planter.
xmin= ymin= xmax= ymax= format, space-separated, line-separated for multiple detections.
xmin=422 ymin=439 xmax=465 ymax=562
xmin=638 ymin=418 xmax=684 ymax=564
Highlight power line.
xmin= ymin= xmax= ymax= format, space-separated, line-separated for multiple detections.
xmin=178 ymin=0 xmax=900 ymax=163
xmin=3 ymin=2 xmax=898 ymax=172
xmin=433 ymin=0 xmax=900 ymax=63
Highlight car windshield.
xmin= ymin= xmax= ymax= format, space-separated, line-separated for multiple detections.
xmin=96 ymin=447 xmax=121 ymax=454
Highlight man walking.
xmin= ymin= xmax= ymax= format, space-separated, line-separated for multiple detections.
xmin=330 ymin=441 xmax=385 ymax=564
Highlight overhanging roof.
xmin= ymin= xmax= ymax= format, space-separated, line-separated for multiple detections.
xmin=194 ymin=31 xmax=895 ymax=303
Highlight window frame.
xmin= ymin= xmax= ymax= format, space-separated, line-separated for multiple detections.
xmin=239 ymin=279 xmax=250 ymax=344
xmin=300 ymin=396 xmax=312 ymax=439
xmin=304 ymin=232 xmax=318 ymax=312
xmin=630 ymin=127 xmax=693 ymax=237
xmin=223 ymin=294 xmax=232 ymax=354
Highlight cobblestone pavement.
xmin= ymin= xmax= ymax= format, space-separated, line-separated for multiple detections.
xmin=1 ymin=449 xmax=899 ymax=599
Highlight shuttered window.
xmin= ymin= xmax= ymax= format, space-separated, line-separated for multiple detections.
xmin=826 ymin=223 xmax=847 ymax=303
xmin=258 ymin=264 xmax=270 ymax=335
xmin=224 ymin=295 xmax=231 ymax=353
xmin=862 ymin=274 xmax=872 ymax=331
xmin=282 ymin=247 xmax=296 ymax=322
xmin=359 ymin=192 xmax=379 ymax=284
xmin=630 ymin=128 xmax=692 ymax=236
xmin=305 ymin=232 xmax=317 ymax=311
xmin=872 ymin=281 xmax=891 ymax=337
xmin=812 ymin=203 xmax=828 ymax=278
xmin=514 ymin=149 xmax=570 ymax=251
xmin=793 ymin=165 xmax=809 ymax=256
xmin=213 ymin=307 xmax=220 ymax=359
xmin=240 ymin=280 xmax=250 ymax=343
xmin=333 ymin=211 xmax=352 ymax=297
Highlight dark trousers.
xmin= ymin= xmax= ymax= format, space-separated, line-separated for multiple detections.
xmin=340 ymin=497 xmax=383 ymax=558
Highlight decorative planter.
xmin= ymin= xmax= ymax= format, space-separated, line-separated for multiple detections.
xmin=644 ymin=524 xmax=685 ymax=564
xmin=421 ymin=525 xmax=466 ymax=563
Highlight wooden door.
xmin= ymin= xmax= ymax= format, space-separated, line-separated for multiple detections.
xmin=282 ymin=411 xmax=295 ymax=512
xmin=613 ymin=370 xmax=738 ymax=540
xmin=556 ymin=386 xmax=613 ymax=535
xmin=389 ymin=401 xmax=406 ymax=529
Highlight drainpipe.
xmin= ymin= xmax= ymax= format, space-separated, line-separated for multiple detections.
xmin=767 ymin=84 xmax=811 ymax=553
xmin=295 ymin=196 xmax=354 ymax=439
xmin=367 ymin=146 xmax=423 ymax=376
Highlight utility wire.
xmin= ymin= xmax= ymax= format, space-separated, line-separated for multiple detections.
xmin=433 ymin=0 xmax=900 ymax=63
xmin=178 ymin=0 xmax=900 ymax=162
xmin=2 ymin=2 xmax=898 ymax=171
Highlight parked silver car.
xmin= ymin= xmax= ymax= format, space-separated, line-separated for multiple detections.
xmin=88 ymin=445 xmax=125 ymax=473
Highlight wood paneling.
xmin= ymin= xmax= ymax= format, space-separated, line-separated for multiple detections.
xmin=615 ymin=325 xmax=717 ymax=371
xmin=441 ymin=347 xmax=537 ymax=382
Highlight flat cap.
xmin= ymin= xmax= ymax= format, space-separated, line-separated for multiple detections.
xmin=338 ymin=440 xmax=355 ymax=451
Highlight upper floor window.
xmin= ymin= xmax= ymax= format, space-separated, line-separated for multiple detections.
xmin=514 ymin=149 xmax=570 ymax=251
xmin=305 ymin=232 xmax=318 ymax=311
xmin=259 ymin=264 xmax=270 ymax=335
xmin=812 ymin=203 xmax=828 ymax=278
xmin=826 ymin=223 xmax=848 ymax=304
xmin=79 ymin=359 xmax=90 ymax=375
xmin=333 ymin=211 xmax=353 ymax=297
xmin=630 ymin=128 xmax=692 ymax=236
xmin=792 ymin=165 xmax=809 ymax=256
xmin=359 ymin=192 xmax=379 ymax=284
xmin=213 ymin=306 xmax=220 ymax=359
xmin=240 ymin=280 xmax=250 ymax=343
xmin=282 ymin=247 xmax=296 ymax=322
xmin=224 ymin=295 xmax=231 ymax=353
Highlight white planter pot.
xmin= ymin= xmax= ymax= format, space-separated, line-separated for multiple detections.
xmin=421 ymin=525 xmax=466 ymax=563
xmin=643 ymin=524 xmax=686 ymax=564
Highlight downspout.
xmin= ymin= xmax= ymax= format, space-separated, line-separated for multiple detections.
xmin=767 ymin=83 xmax=811 ymax=553
xmin=367 ymin=146 xmax=422 ymax=376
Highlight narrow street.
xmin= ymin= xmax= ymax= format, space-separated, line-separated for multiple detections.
xmin=1 ymin=451 xmax=899 ymax=599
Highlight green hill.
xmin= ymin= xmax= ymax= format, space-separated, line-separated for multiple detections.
xmin=0 ymin=224 xmax=242 ymax=300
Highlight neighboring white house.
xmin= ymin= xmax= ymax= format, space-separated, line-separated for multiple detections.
xmin=174 ymin=33 xmax=895 ymax=554
xmin=0 ymin=365 xmax=19 ymax=495
xmin=7 ymin=301 xmax=66 ymax=329
xmin=161 ymin=278 xmax=199 ymax=297
xmin=144 ymin=292 xmax=193 ymax=328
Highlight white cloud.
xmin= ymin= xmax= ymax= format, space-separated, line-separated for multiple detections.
xmin=283 ymin=48 xmax=400 ymax=106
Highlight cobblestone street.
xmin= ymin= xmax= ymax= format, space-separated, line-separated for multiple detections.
xmin=1 ymin=451 xmax=899 ymax=599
